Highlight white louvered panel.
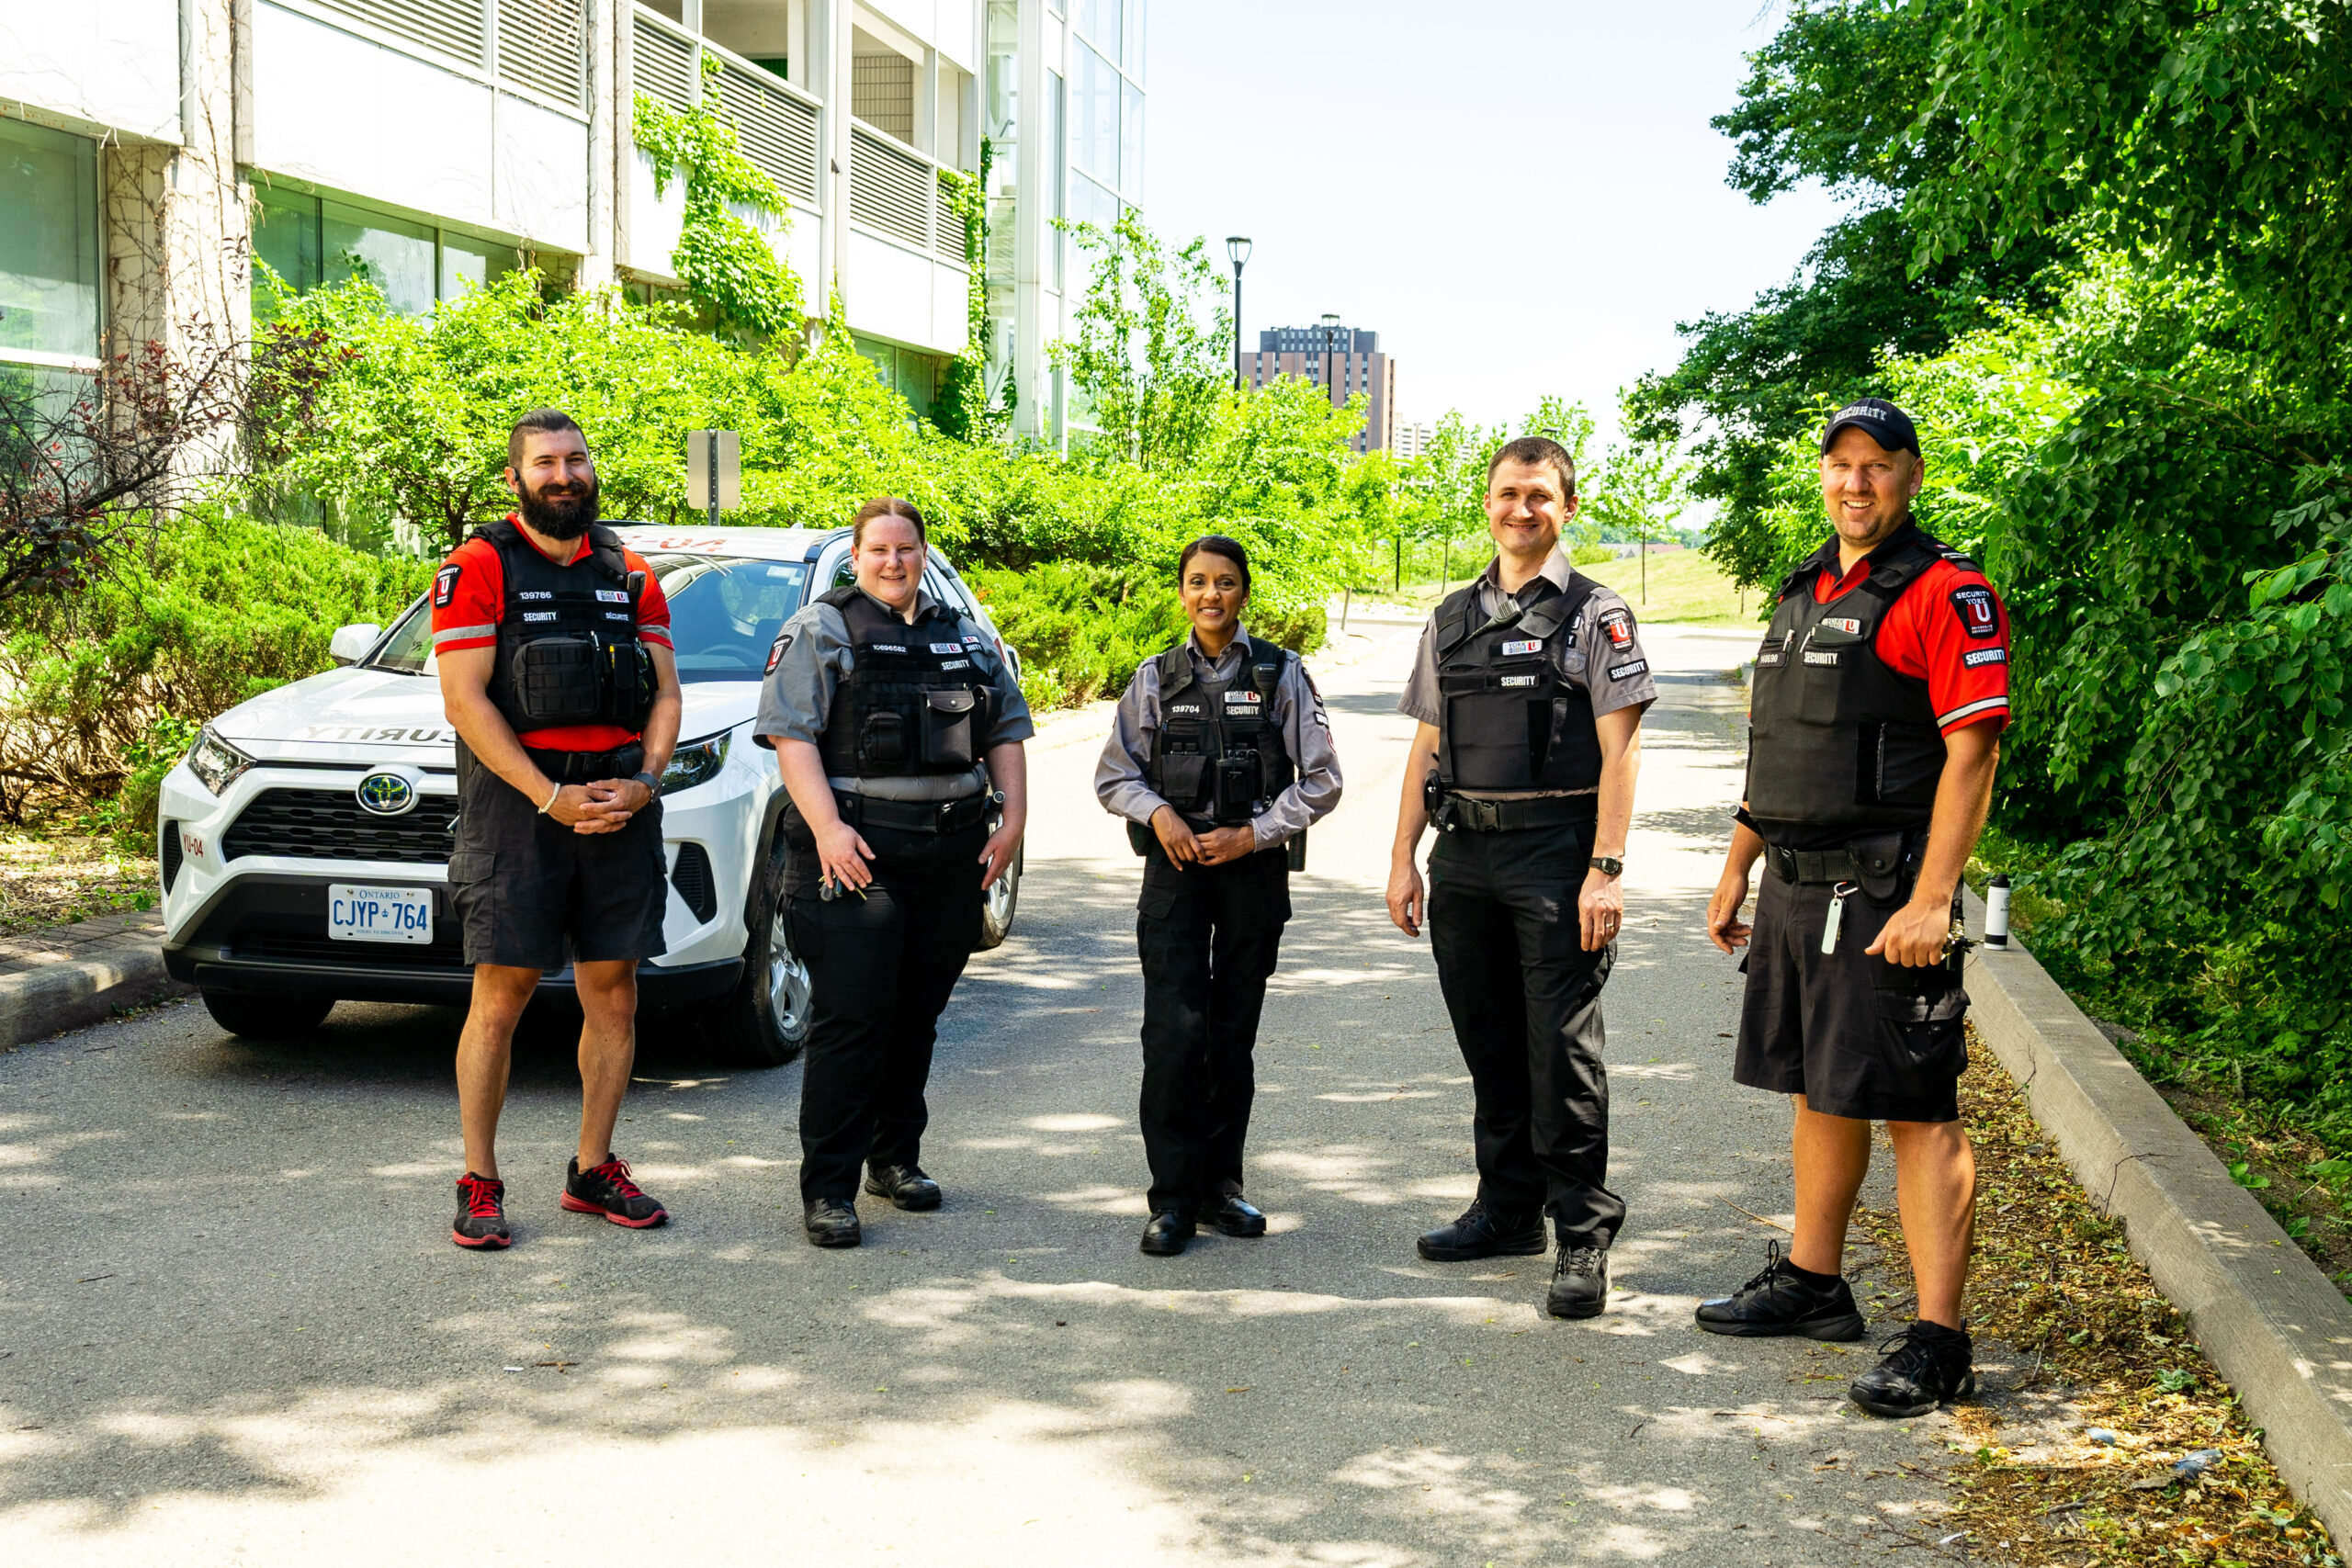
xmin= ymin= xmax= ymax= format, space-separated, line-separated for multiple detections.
xmin=933 ymin=171 xmax=970 ymax=265
xmin=718 ymin=62 xmax=820 ymax=208
xmin=851 ymin=128 xmax=931 ymax=251
xmin=631 ymin=14 xmax=695 ymax=112
xmin=496 ymin=0 xmax=585 ymax=110
xmin=309 ymin=0 xmax=486 ymax=68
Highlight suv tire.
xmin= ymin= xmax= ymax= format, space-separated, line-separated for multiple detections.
xmin=978 ymin=836 xmax=1022 ymax=951
xmin=200 ymin=990 xmax=335 ymax=1039
xmin=706 ymin=840 xmax=810 ymax=1068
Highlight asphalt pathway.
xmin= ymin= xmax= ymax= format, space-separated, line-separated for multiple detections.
xmin=0 ymin=621 xmax=2000 ymax=1565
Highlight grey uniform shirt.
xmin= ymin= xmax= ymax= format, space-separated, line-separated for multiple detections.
xmin=754 ymin=586 xmax=1035 ymax=803
xmin=1397 ymin=546 xmax=1658 ymax=797
xmin=1095 ymin=628 xmax=1343 ymax=850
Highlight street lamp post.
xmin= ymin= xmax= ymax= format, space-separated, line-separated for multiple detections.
xmin=1226 ymin=236 xmax=1251 ymax=392
xmin=1320 ymin=311 xmax=1341 ymax=412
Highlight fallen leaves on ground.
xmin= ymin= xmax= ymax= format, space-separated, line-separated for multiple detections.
xmin=1855 ymin=1037 xmax=2340 ymax=1566
xmin=0 ymin=832 xmax=157 ymax=937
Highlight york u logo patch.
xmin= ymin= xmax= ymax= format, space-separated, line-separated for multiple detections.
xmin=433 ymin=564 xmax=461 ymax=607
xmin=765 ymin=632 xmax=790 ymax=673
xmin=930 ymin=642 xmax=964 ymax=654
xmin=1600 ymin=610 xmax=1634 ymax=649
xmin=1951 ymin=585 xmax=1999 ymax=639
xmin=1500 ymin=638 xmax=1542 ymax=657
xmin=1224 ymin=689 xmax=1261 ymax=705
xmin=1822 ymin=616 xmax=1862 ymax=635
xmin=596 ymin=589 xmax=629 ymax=604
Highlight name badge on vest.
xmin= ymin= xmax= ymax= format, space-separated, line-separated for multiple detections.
xmin=1803 ymin=649 xmax=1840 ymax=666
xmin=1501 ymin=674 xmax=1541 ymax=687
xmin=1168 ymin=703 xmax=1203 ymax=715
xmin=1500 ymin=639 xmax=1542 ymax=656
xmin=873 ymin=643 xmax=908 ymax=654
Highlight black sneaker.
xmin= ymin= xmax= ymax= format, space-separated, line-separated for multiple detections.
xmin=804 ymin=1198 xmax=862 ymax=1248
xmin=1546 ymin=1245 xmax=1609 ymax=1319
xmin=865 ymin=1164 xmax=943 ymax=1211
xmin=1695 ymin=1241 xmax=1866 ymax=1339
xmin=561 ymin=1156 xmax=668 ymax=1228
xmin=1417 ymin=1199 xmax=1547 ymax=1262
xmin=452 ymin=1172 xmax=511 ymax=1250
xmin=1850 ymin=1321 xmax=1974 ymax=1417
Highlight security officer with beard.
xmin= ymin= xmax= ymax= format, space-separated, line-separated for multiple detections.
xmin=1095 ymin=536 xmax=1342 ymax=1256
xmin=1386 ymin=435 xmax=1654 ymax=1320
xmin=434 ymin=408 xmax=683 ymax=1250
xmin=755 ymin=497 xmax=1031 ymax=1249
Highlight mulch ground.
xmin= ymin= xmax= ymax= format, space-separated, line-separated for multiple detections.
xmin=0 ymin=832 xmax=159 ymax=938
xmin=1855 ymin=1039 xmax=2341 ymax=1565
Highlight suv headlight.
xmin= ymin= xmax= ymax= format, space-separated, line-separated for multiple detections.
xmin=187 ymin=727 xmax=257 ymax=796
xmin=660 ymin=731 xmax=731 ymax=795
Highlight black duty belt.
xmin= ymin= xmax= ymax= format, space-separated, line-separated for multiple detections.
xmin=833 ymin=788 xmax=995 ymax=835
xmin=1766 ymin=833 xmax=1915 ymax=886
xmin=1437 ymin=792 xmax=1599 ymax=833
xmin=523 ymin=743 xmax=645 ymax=784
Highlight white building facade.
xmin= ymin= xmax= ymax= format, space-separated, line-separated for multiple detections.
xmin=0 ymin=0 xmax=1136 ymax=441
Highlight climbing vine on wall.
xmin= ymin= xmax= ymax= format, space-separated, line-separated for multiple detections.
xmin=932 ymin=138 xmax=1003 ymax=442
xmin=632 ymin=56 xmax=805 ymax=341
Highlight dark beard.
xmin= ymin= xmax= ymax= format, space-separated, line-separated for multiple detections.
xmin=516 ymin=474 xmax=600 ymax=540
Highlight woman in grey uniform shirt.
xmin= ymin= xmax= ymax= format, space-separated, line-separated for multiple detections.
xmin=1096 ymin=536 xmax=1342 ymax=1256
xmin=755 ymin=497 xmax=1032 ymax=1249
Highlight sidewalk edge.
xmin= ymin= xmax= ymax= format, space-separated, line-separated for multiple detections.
xmin=1962 ymin=896 xmax=2352 ymax=1539
xmin=0 ymin=945 xmax=190 ymax=1047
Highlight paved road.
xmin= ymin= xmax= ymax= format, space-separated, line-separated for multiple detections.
xmin=1 ymin=622 xmax=1993 ymax=1565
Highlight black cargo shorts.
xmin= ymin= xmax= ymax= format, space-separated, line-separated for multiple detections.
xmin=1732 ymin=852 xmax=1968 ymax=1124
xmin=447 ymin=739 xmax=669 ymax=972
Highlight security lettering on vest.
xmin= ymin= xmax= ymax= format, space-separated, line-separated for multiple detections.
xmin=1608 ymin=660 xmax=1648 ymax=681
xmin=468 ymin=518 xmax=655 ymax=737
xmin=1501 ymin=674 xmax=1541 ymax=687
xmin=1963 ymin=646 xmax=2007 ymax=667
xmin=1803 ymin=649 xmax=1839 ymax=665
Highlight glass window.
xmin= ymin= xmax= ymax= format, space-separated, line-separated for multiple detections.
xmin=1045 ymin=71 xmax=1065 ymax=288
xmin=1074 ymin=0 xmax=1117 ymax=58
xmin=322 ymin=201 xmax=435 ymax=315
xmin=1122 ymin=0 xmax=1145 ymax=77
xmin=440 ymin=235 xmax=519 ymax=299
xmin=251 ymin=186 xmax=322 ymax=314
xmin=652 ymin=556 xmax=810 ymax=682
xmin=1073 ymin=43 xmax=1117 ymax=185
xmin=1070 ymin=171 xmax=1119 ymax=235
xmin=1120 ymin=80 xmax=1143 ymax=197
xmin=0 ymin=119 xmax=99 ymax=361
xmin=986 ymin=0 xmax=1019 ymax=145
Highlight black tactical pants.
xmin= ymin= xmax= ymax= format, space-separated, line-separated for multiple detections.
xmin=1428 ymin=818 xmax=1625 ymax=1248
xmin=787 ymin=821 xmax=986 ymax=1203
xmin=1135 ymin=840 xmax=1291 ymax=1215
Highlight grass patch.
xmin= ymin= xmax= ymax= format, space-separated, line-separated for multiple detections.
xmin=0 ymin=831 xmax=159 ymax=938
xmin=1859 ymin=1043 xmax=2339 ymax=1564
xmin=1574 ymin=549 xmax=1761 ymax=625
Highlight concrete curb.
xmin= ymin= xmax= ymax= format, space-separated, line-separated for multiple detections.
xmin=1962 ymin=896 xmax=2352 ymax=1538
xmin=0 ymin=942 xmax=189 ymax=1047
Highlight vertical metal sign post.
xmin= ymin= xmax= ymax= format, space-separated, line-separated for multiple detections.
xmin=685 ymin=430 xmax=741 ymax=528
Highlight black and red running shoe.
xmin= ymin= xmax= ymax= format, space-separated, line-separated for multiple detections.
xmin=562 ymin=1156 xmax=668 ymax=1228
xmin=453 ymin=1172 xmax=512 ymax=1249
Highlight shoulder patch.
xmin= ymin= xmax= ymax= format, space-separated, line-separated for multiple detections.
xmin=1598 ymin=606 xmax=1635 ymax=649
xmin=765 ymin=630 xmax=791 ymax=674
xmin=1950 ymin=584 xmax=2000 ymax=639
xmin=433 ymin=564 xmax=461 ymax=609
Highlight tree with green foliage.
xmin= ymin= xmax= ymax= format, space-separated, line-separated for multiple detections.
xmin=1051 ymin=209 xmax=1234 ymax=471
xmin=1583 ymin=416 xmax=1693 ymax=605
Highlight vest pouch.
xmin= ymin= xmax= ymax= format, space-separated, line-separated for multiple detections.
xmin=1445 ymin=688 xmax=1542 ymax=790
xmin=512 ymin=633 xmax=602 ymax=725
xmin=1213 ymin=753 xmax=1259 ymax=824
xmin=859 ymin=706 xmax=910 ymax=768
xmin=920 ymin=689 xmax=978 ymax=767
xmin=1797 ymin=624 xmax=1865 ymax=726
xmin=600 ymin=638 xmax=654 ymax=728
xmin=1158 ymin=751 xmax=1210 ymax=810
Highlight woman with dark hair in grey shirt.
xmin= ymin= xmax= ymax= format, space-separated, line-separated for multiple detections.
xmin=1094 ymin=536 xmax=1343 ymax=1256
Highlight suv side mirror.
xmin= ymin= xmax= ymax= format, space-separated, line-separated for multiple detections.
xmin=329 ymin=624 xmax=382 ymax=666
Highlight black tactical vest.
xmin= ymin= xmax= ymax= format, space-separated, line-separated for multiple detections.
xmin=1147 ymin=636 xmax=1296 ymax=826
xmin=475 ymin=518 xmax=655 ymax=737
xmin=1747 ymin=524 xmax=1973 ymax=831
xmin=1433 ymin=573 xmax=1603 ymax=792
xmin=815 ymin=586 xmax=994 ymax=779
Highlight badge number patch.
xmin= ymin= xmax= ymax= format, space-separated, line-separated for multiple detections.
xmin=1951 ymin=585 xmax=1999 ymax=639
xmin=433 ymin=565 xmax=461 ymax=608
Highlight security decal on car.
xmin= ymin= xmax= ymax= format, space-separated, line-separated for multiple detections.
xmin=433 ymin=565 xmax=461 ymax=607
xmin=1951 ymin=585 xmax=1999 ymax=639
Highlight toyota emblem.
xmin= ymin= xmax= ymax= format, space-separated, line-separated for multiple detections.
xmin=356 ymin=769 xmax=418 ymax=817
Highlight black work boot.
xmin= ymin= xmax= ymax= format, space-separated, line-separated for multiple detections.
xmin=1197 ymin=1190 xmax=1267 ymax=1237
xmin=1140 ymin=1210 xmax=1196 ymax=1256
xmin=1545 ymin=1245 xmax=1609 ymax=1319
xmin=803 ymin=1198 xmax=862 ymax=1248
xmin=865 ymin=1164 xmax=943 ymax=1211
xmin=1694 ymin=1242 xmax=1866 ymax=1339
xmin=1850 ymin=1321 xmax=1975 ymax=1417
xmin=1417 ymin=1199 xmax=1547 ymax=1262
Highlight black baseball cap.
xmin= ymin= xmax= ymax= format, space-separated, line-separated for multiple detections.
xmin=1820 ymin=397 xmax=1920 ymax=457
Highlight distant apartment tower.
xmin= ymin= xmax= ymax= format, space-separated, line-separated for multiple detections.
xmin=1248 ymin=324 xmax=1396 ymax=454
xmin=1393 ymin=422 xmax=1432 ymax=460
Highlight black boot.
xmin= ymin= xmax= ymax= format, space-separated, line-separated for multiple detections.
xmin=803 ymin=1198 xmax=862 ymax=1248
xmin=1545 ymin=1245 xmax=1609 ymax=1319
xmin=1416 ymin=1199 xmax=1547 ymax=1262
xmin=1695 ymin=1242 xmax=1866 ymax=1339
xmin=1197 ymin=1190 xmax=1267 ymax=1237
xmin=1140 ymin=1210 xmax=1196 ymax=1256
xmin=865 ymin=1164 xmax=943 ymax=1211
xmin=1850 ymin=1321 xmax=1975 ymax=1417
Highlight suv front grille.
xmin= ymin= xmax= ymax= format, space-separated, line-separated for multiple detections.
xmin=223 ymin=788 xmax=458 ymax=864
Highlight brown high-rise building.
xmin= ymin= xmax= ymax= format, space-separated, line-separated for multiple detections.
xmin=1249 ymin=324 xmax=1397 ymax=454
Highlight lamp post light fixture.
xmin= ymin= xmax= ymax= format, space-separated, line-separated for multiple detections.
xmin=1226 ymin=236 xmax=1252 ymax=391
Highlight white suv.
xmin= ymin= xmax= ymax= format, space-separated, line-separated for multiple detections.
xmin=155 ymin=526 xmax=1023 ymax=1065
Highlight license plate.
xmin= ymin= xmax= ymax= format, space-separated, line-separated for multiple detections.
xmin=328 ymin=884 xmax=434 ymax=944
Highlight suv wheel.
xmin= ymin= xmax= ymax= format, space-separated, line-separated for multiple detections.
xmin=201 ymin=991 xmax=335 ymax=1040
xmin=978 ymin=832 xmax=1022 ymax=951
xmin=707 ymin=843 xmax=810 ymax=1067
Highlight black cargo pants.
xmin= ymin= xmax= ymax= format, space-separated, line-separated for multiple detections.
xmin=1427 ymin=817 xmax=1625 ymax=1248
xmin=1135 ymin=840 xmax=1290 ymax=1215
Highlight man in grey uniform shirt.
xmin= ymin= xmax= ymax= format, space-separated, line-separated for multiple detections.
xmin=1387 ymin=436 xmax=1656 ymax=1317
xmin=1096 ymin=535 xmax=1342 ymax=1254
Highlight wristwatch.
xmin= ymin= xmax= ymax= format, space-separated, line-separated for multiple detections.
xmin=1589 ymin=855 xmax=1624 ymax=877
xmin=632 ymin=770 xmax=661 ymax=797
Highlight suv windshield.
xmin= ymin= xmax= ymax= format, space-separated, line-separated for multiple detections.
xmin=367 ymin=554 xmax=810 ymax=683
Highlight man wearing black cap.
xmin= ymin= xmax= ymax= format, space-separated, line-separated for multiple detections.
xmin=1697 ymin=397 xmax=2010 ymax=1419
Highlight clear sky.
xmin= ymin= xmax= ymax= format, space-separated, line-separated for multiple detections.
xmin=1140 ymin=0 xmax=1846 ymax=456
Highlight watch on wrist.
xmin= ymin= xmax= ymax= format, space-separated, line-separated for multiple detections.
xmin=632 ymin=770 xmax=660 ymax=796
xmin=1589 ymin=855 xmax=1624 ymax=877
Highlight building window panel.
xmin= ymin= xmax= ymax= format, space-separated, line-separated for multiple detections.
xmin=0 ymin=119 xmax=100 ymax=362
xmin=441 ymin=236 xmax=520 ymax=298
xmin=1073 ymin=43 xmax=1117 ymax=186
xmin=1046 ymin=71 xmax=1066 ymax=288
xmin=853 ymin=51 xmax=915 ymax=142
xmin=1119 ymin=79 xmax=1143 ymax=197
xmin=1073 ymin=0 xmax=1119 ymax=62
xmin=322 ymin=203 xmax=437 ymax=316
xmin=1121 ymin=0 xmax=1146 ymax=77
